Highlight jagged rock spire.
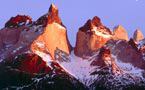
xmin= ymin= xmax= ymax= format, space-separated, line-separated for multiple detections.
xmin=92 ymin=16 xmax=102 ymax=26
xmin=49 ymin=3 xmax=58 ymax=14
xmin=79 ymin=16 xmax=111 ymax=34
xmin=80 ymin=16 xmax=103 ymax=32
xmin=79 ymin=19 xmax=94 ymax=32
xmin=34 ymin=3 xmax=61 ymax=27
xmin=74 ymin=16 xmax=112 ymax=57
xmin=113 ymin=25 xmax=129 ymax=41
xmin=47 ymin=3 xmax=62 ymax=24
xmin=31 ymin=4 xmax=72 ymax=59
xmin=133 ymin=29 xmax=144 ymax=42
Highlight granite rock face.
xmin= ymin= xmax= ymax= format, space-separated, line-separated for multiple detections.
xmin=31 ymin=4 xmax=72 ymax=59
xmin=0 ymin=3 xmax=145 ymax=90
xmin=74 ymin=16 xmax=112 ymax=58
xmin=113 ymin=25 xmax=129 ymax=41
xmin=133 ymin=29 xmax=144 ymax=42
xmin=0 ymin=4 xmax=72 ymax=60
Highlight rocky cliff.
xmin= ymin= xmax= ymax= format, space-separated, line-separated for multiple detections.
xmin=0 ymin=4 xmax=72 ymax=61
xmin=133 ymin=29 xmax=144 ymax=42
xmin=0 ymin=3 xmax=145 ymax=90
xmin=74 ymin=16 xmax=112 ymax=58
xmin=31 ymin=4 xmax=72 ymax=59
xmin=113 ymin=25 xmax=129 ymax=41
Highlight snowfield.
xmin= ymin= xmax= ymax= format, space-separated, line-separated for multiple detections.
xmin=34 ymin=50 xmax=145 ymax=87
xmin=60 ymin=51 xmax=98 ymax=86
xmin=35 ymin=50 xmax=98 ymax=86
xmin=112 ymin=55 xmax=144 ymax=78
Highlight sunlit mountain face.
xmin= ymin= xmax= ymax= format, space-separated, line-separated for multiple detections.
xmin=0 ymin=2 xmax=145 ymax=90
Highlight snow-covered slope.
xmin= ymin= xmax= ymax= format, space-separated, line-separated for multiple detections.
xmin=0 ymin=3 xmax=145 ymax=90
xmin=112 ymin=55 xmax=144 ymax=77
xmin=59 ymin=51 xmax=98 ymax=86
xmin=34 ymin=51 xmax=53 ymax=68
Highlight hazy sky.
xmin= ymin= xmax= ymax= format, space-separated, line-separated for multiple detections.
xmin=0 ymin=0 xmax=145 ymax=46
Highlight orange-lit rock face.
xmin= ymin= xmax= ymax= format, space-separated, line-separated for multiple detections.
xmin=34 ymin=4 xmax=62 ymax=27
xmin=31 ymin=23 xmax=71 ymax=59
xmin=74 ymin=16 xmax=112 ymax=57
xmin=89 ymin=34 xmax=111 ymax=51
xmin=0 ymin=4 xmax=71 ymax=61
xmin=133 ymin=29 xmax=144 ymax=42
xmin=31 ymin=4 xmax=71 ymax=60
xmin=47 ymin=4 xmax=62 ymax=25
xmin=113 ymin=25 xmax=129 ymax=41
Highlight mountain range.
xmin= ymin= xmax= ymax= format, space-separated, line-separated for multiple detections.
xmin=0 ymin=4 xmax=145 ymax=90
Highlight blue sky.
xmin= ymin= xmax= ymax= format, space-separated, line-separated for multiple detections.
xmin=0 ymin=0 xmax=145 ymax=46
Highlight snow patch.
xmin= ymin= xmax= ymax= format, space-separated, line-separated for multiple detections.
xmin=35 ymin=41 xmax=45 ymax=48
xmin=92 ymin=27 xmax=112 ymax=38
xmin=34 ymin=50 xmax=75 ymax=77
xmin=138 ymin=39 xmax=145 ymax=49
xmin=34 ymin=51 xmax=53 ymax=69
xmin=59 ymin=51 xmax=97 ymax=86
xmin=12 ymin=46 xmax=23 ymax=53
xmin=0 ymin=59 xmax=3 ymax=62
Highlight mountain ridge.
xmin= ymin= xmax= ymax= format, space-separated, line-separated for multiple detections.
xmin=0 ymin=3 xmax=145 ymax=90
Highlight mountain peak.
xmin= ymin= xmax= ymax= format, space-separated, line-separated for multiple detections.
xmin=49 ymin=3 xmax=58 ymax=13
xmin=117 ymin=25 xmax=123 ymax=29
xmin=92 ymin=16 xmax=102 ymax=26
xmin=114 ymin=25 xmax=126 ymax=32
xmin=133 ymin=29 xmax=144 ymax=42
xmin=79 ymin=19 xmax=94 ymax=32
xmin=79 ymin=16 xmax=108 ymax=32
xmin=75 ymin=16 xmax=112 ymax=57
xmin=47 ymin=3 xmax=62 ymax=25
xmin=34 ymin=4 xmax=62 ymax=27
xmin=113 ymin=25 xmax=129 ymax=41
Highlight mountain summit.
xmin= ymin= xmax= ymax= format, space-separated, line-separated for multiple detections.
xmin=74 ymin=16 xmax=112 ymax=58
xmin=0 ymin=4 xmax=145 ymax=90
xmin=133 ymin=29 xmax=144 ymax=42
xmin=47 ymin=4 xmax=62 ymax=24
xmin=113 ymin=25 xmax=129 ymax=41
xmin=31 ymin=3 xmax=72 ymax=59
xmin=0 ymin=3 xmax=72 ymax=60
